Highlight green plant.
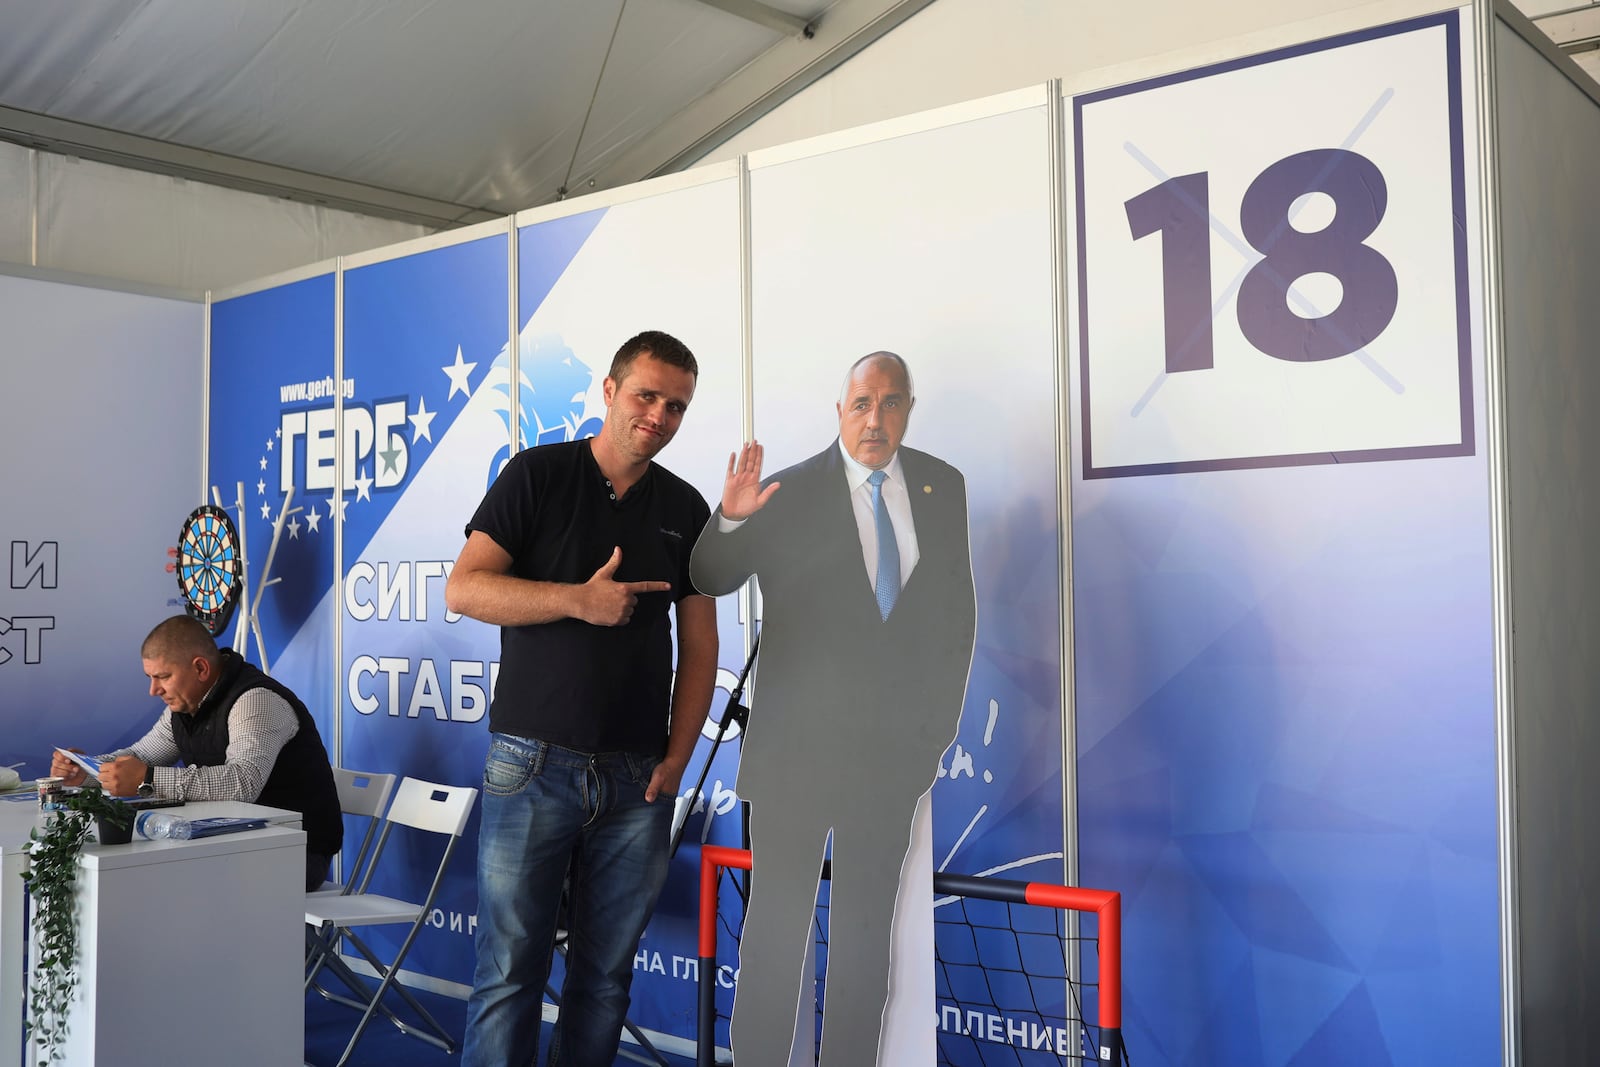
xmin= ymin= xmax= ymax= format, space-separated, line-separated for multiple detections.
xmin=21 ymin=788 xmax=132 ymax=1065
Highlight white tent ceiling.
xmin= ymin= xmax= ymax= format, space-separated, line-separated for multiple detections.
xmin=8 ymin=0 xmax=1594 ymax=238
xmin=0 ymin=0 xmax=933 ymax=230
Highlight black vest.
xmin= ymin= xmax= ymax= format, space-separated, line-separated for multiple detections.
xmin=171 ymin=650 xmax=343 ymax=858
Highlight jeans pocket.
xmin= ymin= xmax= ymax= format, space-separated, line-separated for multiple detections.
xmin=482 ymin=737 xmax=542 ymax=796
xmin=623 ymin=752 xmax=662 ymax=792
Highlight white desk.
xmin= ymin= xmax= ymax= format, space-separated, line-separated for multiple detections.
xmin=0 ymin=798 xmax=302 ymax=1067
xmin=0 ymin=799 xmax=36 ymax=1067
xmin=152 ymin=800 xmax=302 ymax=828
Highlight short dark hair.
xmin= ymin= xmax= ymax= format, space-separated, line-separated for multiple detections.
xmin=609 ymin=330 xmax=698 ymax=383
xmin=141 ymin=615 xmax=221 ymax=665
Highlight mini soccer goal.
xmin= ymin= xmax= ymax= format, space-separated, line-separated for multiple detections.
xmin=695 ymin=845 xmax=1124 ymax=1066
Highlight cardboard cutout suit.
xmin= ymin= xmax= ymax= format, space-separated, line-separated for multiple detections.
xmin=691 ymin=438 xmax=976 ymax=1065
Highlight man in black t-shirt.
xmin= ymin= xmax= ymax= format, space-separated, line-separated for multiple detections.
xmin=449 ymin=329 xmax=718 ymax=1067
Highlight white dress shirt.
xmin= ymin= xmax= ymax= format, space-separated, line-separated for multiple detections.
xmin=837 ymin=439 xmax=919 ymax=595
xmin=105 ymin=686 xmax=300 ymax=801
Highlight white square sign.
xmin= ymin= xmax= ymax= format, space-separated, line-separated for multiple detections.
xmin=1074 ymin=12 xmax=1474 ymax=478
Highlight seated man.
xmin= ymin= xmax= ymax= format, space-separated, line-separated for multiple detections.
xmin=52 ymin=615 xmax=343 ymax=890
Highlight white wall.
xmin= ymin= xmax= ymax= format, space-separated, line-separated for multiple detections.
xmin=1494 ymin=14 xmax=1600 ymax=1062
xmin=0 ymin=142 xmax=428 ymax=293
xmin=0 ymin=270 xmax=204 ymax=776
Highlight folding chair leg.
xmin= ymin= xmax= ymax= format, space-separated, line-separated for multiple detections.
xmin=312 ymin=950 xmax=408 ymax=1035
xmin=333 ymin=923 xmax=456 ymax=1067
xmin=305 ymin=923 xmax=340 ymax=991
xmin=333 ymin=959 xmax=406 ymax=1067
xmin=307 ymin=927 xmax=406 ymax=1032
xmin=342 ymin=930 xmax=455 ymax=1047
xmin=617 ymin=1019 xmax=673 ymax=1067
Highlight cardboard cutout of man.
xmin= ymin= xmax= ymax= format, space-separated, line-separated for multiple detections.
xmin=690 ymin=352 xmax=976 ymax=1065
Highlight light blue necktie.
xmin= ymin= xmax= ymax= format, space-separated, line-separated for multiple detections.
xmin=869 ymin=470 xmax=900 ymax=621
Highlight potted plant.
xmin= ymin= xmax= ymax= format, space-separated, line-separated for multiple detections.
xmin=21 ymin=787 xmax=133 ymax=1064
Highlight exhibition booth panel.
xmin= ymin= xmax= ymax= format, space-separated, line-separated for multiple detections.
xmin=181 ymin=2 xmax=1600 ymax=1063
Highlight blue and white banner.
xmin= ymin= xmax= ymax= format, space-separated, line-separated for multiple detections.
xmin=338 ymin=228 xmax=511 ymax=981
xmin=1070 ymin=12 xmax=1498 ymax=1064
xmin=209 ymin=272 xmax=338 ymax=743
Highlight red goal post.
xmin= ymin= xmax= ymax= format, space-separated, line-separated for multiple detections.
xmin=695 ymin=844 xmax=1124 ymax=1066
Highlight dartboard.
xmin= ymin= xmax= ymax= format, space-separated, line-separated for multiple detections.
xmin=176 ymin=505 xmax=243 ymax=636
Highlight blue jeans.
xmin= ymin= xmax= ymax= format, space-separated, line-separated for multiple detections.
xmin=462 ymin=733 xmax=671 ymax=1067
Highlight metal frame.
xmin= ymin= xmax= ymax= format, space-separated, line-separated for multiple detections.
xmin=1473 ymin=9 xmax=1516 ymax=1066
xmin=512 ymin=159 xmax=741 ymax=230
xmin=689 ymin=0 xmax=816 ymax=39
xmin=207 ymin=257 xmax=339 ymax=304
xmin=0 ymin=104 xmax=496 ymax=229
xmin=1048 ymin=77 xmax=1075 ymax=896
xmin=743 ymin=84 xmax=1046 ymax=171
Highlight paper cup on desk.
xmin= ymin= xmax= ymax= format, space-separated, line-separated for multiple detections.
xmin=36 ymin=777 xmax=64 ymax=812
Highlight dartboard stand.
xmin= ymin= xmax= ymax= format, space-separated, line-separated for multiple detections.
xmin=176 ymin=481 xmax=300 ymax=676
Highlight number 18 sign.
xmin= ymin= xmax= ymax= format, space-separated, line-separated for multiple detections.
xmin=1073 ymin=11 xmax=1474 ymax=478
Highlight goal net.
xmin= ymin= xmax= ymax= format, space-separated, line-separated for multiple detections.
xmin=694 ymin=846 xmax=1124 ymax=1067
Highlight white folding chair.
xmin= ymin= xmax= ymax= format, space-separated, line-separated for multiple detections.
xmin=311 ymin=768 xmax=397 ymax=896
xmin=305 ymin=768 xmax=398 ymax=995
xmin=303 ymin=776 xmax=478 ymax=1067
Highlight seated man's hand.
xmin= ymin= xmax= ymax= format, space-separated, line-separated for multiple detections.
xmin=50 ymin=748 xmax=89 ymax=788
xmin=99 ymin=756 xmax=149 ymax=797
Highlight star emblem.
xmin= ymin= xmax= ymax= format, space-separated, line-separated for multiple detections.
xmin=257 ymin=478 xmax=266 ymax=495
xmin=330 ymin=497 xmax=350 ymax=523
xmin=260 ymin=503 xmax=271 ymax=520
xmin=287 ymin=517 xmax=301 ymax=540
xmin=409 ymin=396 xmax=437 ymax=443
xmin=266 ymin=439 xmax=274 ymax=452
xmin=379 ymin=438 xmax=403 ymax=476
xmin=259 ymin=455 xmax=268 ymax=471
xmin=305 ymin=508 xmax=322 ymax=534
xmin=443 ymin=345 xmax=477 ymax=401
xmin=354 ymin=467 xmax=374 ymax=503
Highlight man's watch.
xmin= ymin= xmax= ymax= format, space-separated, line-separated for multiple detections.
xmin=137 ymin=765 xmax=155 ymax=797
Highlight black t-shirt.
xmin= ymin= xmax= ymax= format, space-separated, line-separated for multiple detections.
xmin=466 ymin=439 xmax=710 ymax=754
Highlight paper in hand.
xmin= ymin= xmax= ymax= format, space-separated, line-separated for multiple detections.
xmin=55 ymin=748 xmax=101 ymax=777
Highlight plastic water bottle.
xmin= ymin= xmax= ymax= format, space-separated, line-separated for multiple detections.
xmin=135 ymin=812 xmax=194 ymax=840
